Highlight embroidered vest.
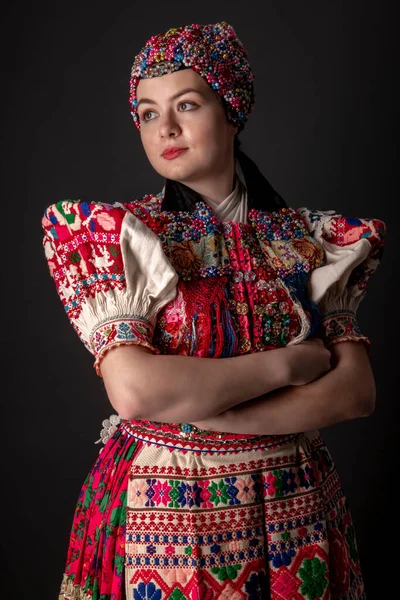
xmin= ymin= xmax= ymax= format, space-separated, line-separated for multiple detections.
xmin=123 ymin=193 xmax=324 ymax=358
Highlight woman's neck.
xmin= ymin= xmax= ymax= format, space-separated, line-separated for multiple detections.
xmin=178 ymin=159 xmax=236 ymax=205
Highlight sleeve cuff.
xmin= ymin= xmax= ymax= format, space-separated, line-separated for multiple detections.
xmin=319 ymin=310 xmax=371 ymax=350
xmin=91 ymin=315 xmax=160 ymax=376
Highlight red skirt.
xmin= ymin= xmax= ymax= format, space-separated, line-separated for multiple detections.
xmin=59 ymin=420 xmax=365 ymax=599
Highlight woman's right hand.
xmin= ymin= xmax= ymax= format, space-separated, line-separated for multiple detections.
xmin=286 ymin=338 xmax=332 ymax=386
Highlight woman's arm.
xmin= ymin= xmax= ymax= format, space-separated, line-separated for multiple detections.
xmin=100 ymin=339 xmax=331 ymax=422
xmin=190 ymin=342 xmax=376 ymax=435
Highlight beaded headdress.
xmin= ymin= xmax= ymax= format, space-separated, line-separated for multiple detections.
xmin=129 ymin=21 xmax=255 ymax=132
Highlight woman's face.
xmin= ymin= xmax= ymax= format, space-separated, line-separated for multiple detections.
xmin=136 ymin=68 xmax=237 ymax=186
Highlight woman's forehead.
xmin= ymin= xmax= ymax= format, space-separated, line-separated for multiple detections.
xmin=136 ymin=68 xmax=211 ymax=100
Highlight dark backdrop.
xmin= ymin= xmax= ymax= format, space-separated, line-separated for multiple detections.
xmin=2 ymin=1 xmax=397 ymax=598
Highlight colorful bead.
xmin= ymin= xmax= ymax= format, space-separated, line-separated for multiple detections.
xmin=129 ymin=21 xmax=255 ymax=132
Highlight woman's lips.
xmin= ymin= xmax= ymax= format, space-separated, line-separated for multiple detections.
xmin=162 ymin=148 xmax=188 ymax=160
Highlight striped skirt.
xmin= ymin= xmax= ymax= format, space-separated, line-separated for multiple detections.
xmin=58 ymin=420 xmax=365 ymax=599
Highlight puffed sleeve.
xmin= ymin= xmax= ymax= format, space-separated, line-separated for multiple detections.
xmin=42 ymin=200 xmax=178 ymax=375
xmin=297 ymin=207 xmax=386 ymax=349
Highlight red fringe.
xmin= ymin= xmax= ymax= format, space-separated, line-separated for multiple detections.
xmin=181 ymin=277 xmax=231 ymax=358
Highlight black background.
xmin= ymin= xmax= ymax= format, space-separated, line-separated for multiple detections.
xmin=2 ymin=1 xmax=397 ymax=598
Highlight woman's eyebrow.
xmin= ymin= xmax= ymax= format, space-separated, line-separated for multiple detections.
xmin=137 ymin=87 xmax=204 ymax=109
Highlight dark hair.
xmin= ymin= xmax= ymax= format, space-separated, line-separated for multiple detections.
xmin=234 ymin=134 xmax=241 ymax=156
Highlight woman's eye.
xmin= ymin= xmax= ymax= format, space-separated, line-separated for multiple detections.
xmin=140 ymin=102 xmax=197 ymax=122
xmin=179 ymin=101 xmax=197 ymax=112
xmin=142 ymin=110 xmax=157 ymax=122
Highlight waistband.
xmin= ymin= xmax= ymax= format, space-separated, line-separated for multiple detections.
xmin=122 ymin=418 xmax=298 ymax=453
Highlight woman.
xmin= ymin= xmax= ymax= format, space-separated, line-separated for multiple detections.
xmin=42 ymin=21 xmax=386 ymax=600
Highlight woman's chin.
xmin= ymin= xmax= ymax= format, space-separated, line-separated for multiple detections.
xmin=161 ymin=163 xmax=201 ymax=184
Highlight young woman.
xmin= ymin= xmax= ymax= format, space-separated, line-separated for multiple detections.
xmin=42 ymin=21 xmax=386 ymax=600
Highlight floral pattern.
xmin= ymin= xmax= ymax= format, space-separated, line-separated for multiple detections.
xmin=320 ymin=310 xmax=370 ymax=348
xmin=58 ymin=427 xmax=140 ymax=599
xmin=298 ymin=557 xmax=328 ymax=599
xmin=298 ymin=207 xmax=386 ymax=348
xmin=43 ymin=193 xmax=384 ymax=600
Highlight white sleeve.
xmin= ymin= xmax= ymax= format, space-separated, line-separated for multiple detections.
xmin=43 ymin=202 xmax=178 ymax=375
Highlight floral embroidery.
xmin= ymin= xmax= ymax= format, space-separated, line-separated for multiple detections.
xmin=298 ymin=206 xmax=386 ymax=347
xmin=58 ymin=428 xmax=139 ymax=599
xmin=298 ymin=464 xmax=317 ymax=490
xmin=44 ymin=195 xmax=385 ymax=368
xmin=57 ymin=419 xmax=366 ymax=598
xmin=210 ymin=564 xmax=242 ymax=581
xmin=208 ymin=480 xmax=229 ymax=506
xmin=248 ymin=206 xmax=324 ymax=276
xmin=151 ymin=479 xmax=172 ymax=507
xmin=186 ymin=482 xmax=203 ymax=508
xmin=298 ymin=557 xmax=328 ymax=599
xmin=134 ymin=582 xmax=162 ymax=600
xmin=262 ymin=472 xmax=277 ymax=498
xmin=44 ymin=195 xmax=382 ymax=599
xmin=291 ymin=236 xmax=323 ymax=261
xmin=91 ymin=316 xmax=158 ymax=374
xmin=234 ymin=476 xmax=256 ymax=503
xmin=320 ymin=310 xmax=370 ymax=348
xmin=128 ymin=479 xmax=149 ymax=508
xmin=170 ymin=240 xmax=204 ymax=278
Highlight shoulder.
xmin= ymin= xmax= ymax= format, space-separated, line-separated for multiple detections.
xmin=297 ymin=206 xmax=386 ymax=249
xmin=42 ymin=199 xmax=126 ymax=243
xmin=42 ymin=193 xmax=164 ymax=242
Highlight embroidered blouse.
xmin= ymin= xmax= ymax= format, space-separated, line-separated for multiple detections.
xmin=42 ymin=187 xmax=386 ymax=378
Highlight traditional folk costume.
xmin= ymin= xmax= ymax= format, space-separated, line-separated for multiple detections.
xmin=43 ymin=21 xmax=386 ymax=600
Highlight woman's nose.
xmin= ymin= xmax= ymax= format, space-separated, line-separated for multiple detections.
xmin=158 ymin=110 xmax=182 ymax=138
